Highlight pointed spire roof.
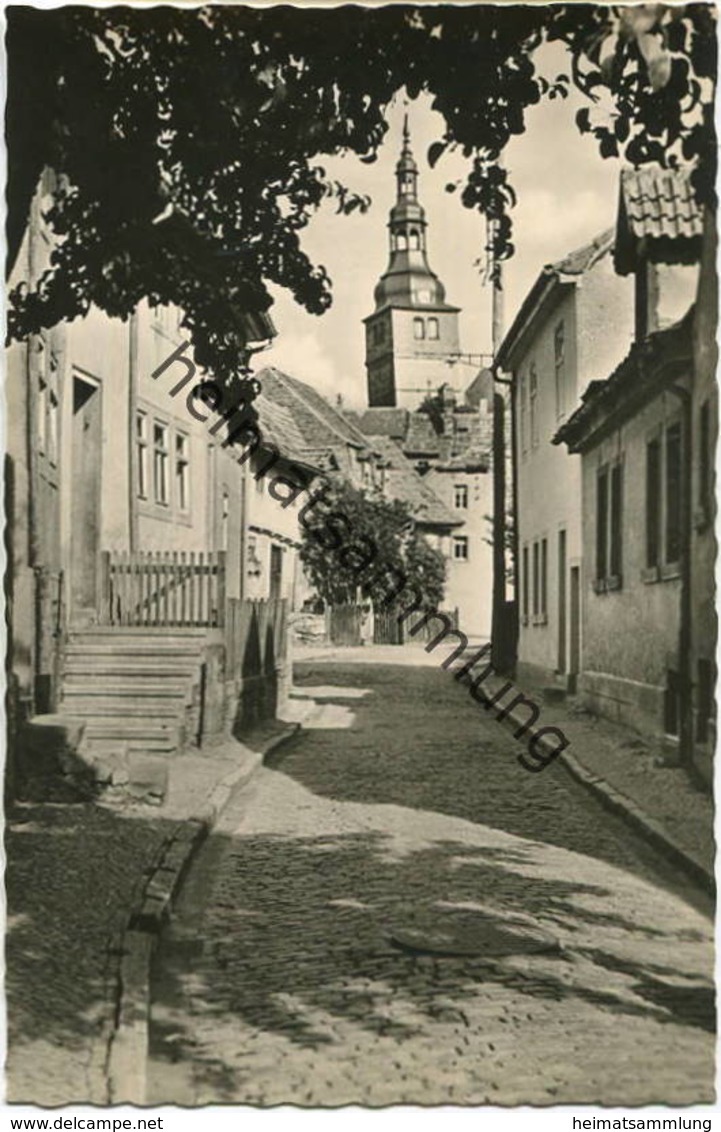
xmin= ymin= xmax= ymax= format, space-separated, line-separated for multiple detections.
xmin=372 ymin=118 xmax=457 ymax=313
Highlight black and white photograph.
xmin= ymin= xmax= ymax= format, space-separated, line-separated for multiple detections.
xmin=3 ymin=0 xmax=718 ymax=1117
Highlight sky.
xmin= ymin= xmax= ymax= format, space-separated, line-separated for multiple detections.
xmin=263 ymin=42 xmax=621 ymax=407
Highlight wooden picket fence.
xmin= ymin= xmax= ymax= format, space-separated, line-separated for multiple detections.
xmin=225 ymin=597 xmax=288 ymax=681
xmin=101 ymin=550 xmax=226 ymax=627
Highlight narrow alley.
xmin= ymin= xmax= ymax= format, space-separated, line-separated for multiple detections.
xmin=146 ymin=652 xmax=714 ymax=1107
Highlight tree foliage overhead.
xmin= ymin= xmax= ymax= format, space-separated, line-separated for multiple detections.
xmin=7 ymin=4 xmax=716 ymax=403
xmin=299 ymin=478 xmax=446 ymax=609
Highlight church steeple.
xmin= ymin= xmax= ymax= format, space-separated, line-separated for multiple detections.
xmin=373 ymin=118 xmax=449 ymax=312
xmin=364 ymin=117 xmax=461 ymax=409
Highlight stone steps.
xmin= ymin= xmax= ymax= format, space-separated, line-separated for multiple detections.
xmin=60 ymin=628 xmax=207 ymax=763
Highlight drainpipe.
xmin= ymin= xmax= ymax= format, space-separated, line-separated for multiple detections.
xmin=239 ymin=456 xmax=248 ymax=602
xmin=667 ymin=381 xmax=694 ymax=769
xmin=127 ymin=310 xmax=139 ymax=553
xmin=494 ymin=368 xmax=518 ymax=675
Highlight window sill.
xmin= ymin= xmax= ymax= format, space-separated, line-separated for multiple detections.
xmin=138 ymin=500 xmax=193 ymax=527
xmin=532 ymin=613 xmax=548 ymax=626
xmin=593 ymin=575 xmax=622 ymax=594
xmin=642 ymin=564 xmax=680 ymax=584
xmin=659 ymin=563 xmax=681 ymax=582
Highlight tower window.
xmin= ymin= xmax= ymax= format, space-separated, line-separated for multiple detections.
xmin=427 ymin=317 xmax=439 ymax=340
xmin=409 ymin=230 xmax=420 ymax=250
xmin=413 ymin=318 xmax=425 ymax=340
xmin=396 ymin=232 xmax=408 ymax=252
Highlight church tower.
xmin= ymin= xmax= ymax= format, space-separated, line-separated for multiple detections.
xmin=364 ymin=117 xmax=461 ymax=408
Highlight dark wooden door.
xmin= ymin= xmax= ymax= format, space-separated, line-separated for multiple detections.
xmin=269 ymin=544 xmax=283 ymax=602
xmin=569 ymin=565 xmax=581 ymax=693
xmin=70 ymin=375 xmax=102 ymax=623
xmin=557 ymin=528 xmax=567 ymax=675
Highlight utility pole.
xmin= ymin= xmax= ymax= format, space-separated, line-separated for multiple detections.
xmin=490 ymin=247 xmax=509 ymax=673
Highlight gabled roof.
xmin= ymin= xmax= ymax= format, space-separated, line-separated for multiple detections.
xmin=346 ymin=407 xmax=410 ymax=440
xmin=496 ymin=228 xmax=614 ymax=371
xmin=369 ymin=436 xmax=461 ymax=529
xmin=255 ymin=366 xmax=370 ymax=454
xmin=614 ymin=166 xmax=704 ymax=275
xmin=254 ymin=392 xmax=314 ymax=468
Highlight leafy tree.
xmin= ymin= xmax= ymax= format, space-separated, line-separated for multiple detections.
xmin=404 ymin=532 xmax=447 ymax=610
xmin=7 ymin=3 xmax=716 ymax=406
xmin=299 ymin=478 xmax=445 ymax=609
xmin=418 ymin=391 xmax=446 ymax=436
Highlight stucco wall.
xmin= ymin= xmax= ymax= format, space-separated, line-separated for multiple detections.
xmin=515 ymin=287 xmax=580 ymax=675
xmin=690 ymin=213 xmax=718 ymax=781
xmin=580 ymin=390 xmax=685 ymax=736
xmin=63 ymin=306 xmax=132 ymax=560
xmin=426 ymin=468 xmax=493 ymax=637
xmin=575 ymin=253 xmax=635 ymax=388
xmin=513 ymin=255 xmax=635 ymax=681
xmin=390 ymin=306 xmax=461 ymax=410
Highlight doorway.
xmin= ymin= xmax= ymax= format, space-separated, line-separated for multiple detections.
xmin=269 ymin=544 xmax=283 ymax=601
xmin=70 ymin=374 xmax=102 ymax=623
xmin=557 ymin=529 xmax=567 ymax=675
xmin=569 ymin=565 xmax=581 ymax=693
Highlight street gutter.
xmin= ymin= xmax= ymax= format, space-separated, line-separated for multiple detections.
xmin=105 ymin=723 xmax=300 ymax=1105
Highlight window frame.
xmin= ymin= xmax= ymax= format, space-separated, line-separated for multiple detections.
xmin=643 ymin=416 xmax=684 ymax=583
xmin=554 ymin=321 xmax=566 ymax=420
xmin=175 ymin=430 xmax=190 ymax=512
xmin=413 ymin=317 xmax=425 ymax=341
xmin=697 ymin=399 xmax=713 ymax=529
xmin=645 ymin=433 xmax=662 ymax=570
xmin=427 ymin=316 xmax=439 ymax=340
xmin=152 ymin=420 xmax=170 ymax=506
xmin=452 ymin=535 xmax=469 ymax=561
xmin=136 ymin=410 xmax=149 ymax=500
xmin=453 ymin=483 xmax=468 ymax=509
xmin=664 ymin=419 xmax=682 ymax=568
xmin=595 ymin=458 xmax=623 ymax=592
xmin=529 ymin=362 xmax=539 ymax=449
xmin=522 ymin=544 xmax=529 ymax=625
xmin=519 ymin=375 xmax=528 ymax=458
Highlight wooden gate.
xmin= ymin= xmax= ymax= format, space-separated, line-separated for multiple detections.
xmin=329 ymin=604 xmax=362 ymax=646
xmin=373 ymin=608 xmax=404 ymax=645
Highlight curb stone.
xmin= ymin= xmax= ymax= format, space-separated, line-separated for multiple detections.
xmin=106 ymin=723 xmax=300 ymax=1104
xmin=558 ymin=746 xmax=715 ymax=898
xmin=499 ymin=699 xmax=715 ymax=898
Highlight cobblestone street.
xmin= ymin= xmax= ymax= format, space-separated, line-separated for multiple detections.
xmin=147 ymin=657 xmax=715 ymax=1106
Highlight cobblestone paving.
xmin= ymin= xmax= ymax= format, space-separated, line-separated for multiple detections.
xmin=6 ymin=801 xmax=175 ymax=1104
xmin=148 ymin=662 xmax=715 ymax=1107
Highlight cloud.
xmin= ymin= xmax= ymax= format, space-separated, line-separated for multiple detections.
xmin=262 ymin=329 xmax=364 ymax=408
